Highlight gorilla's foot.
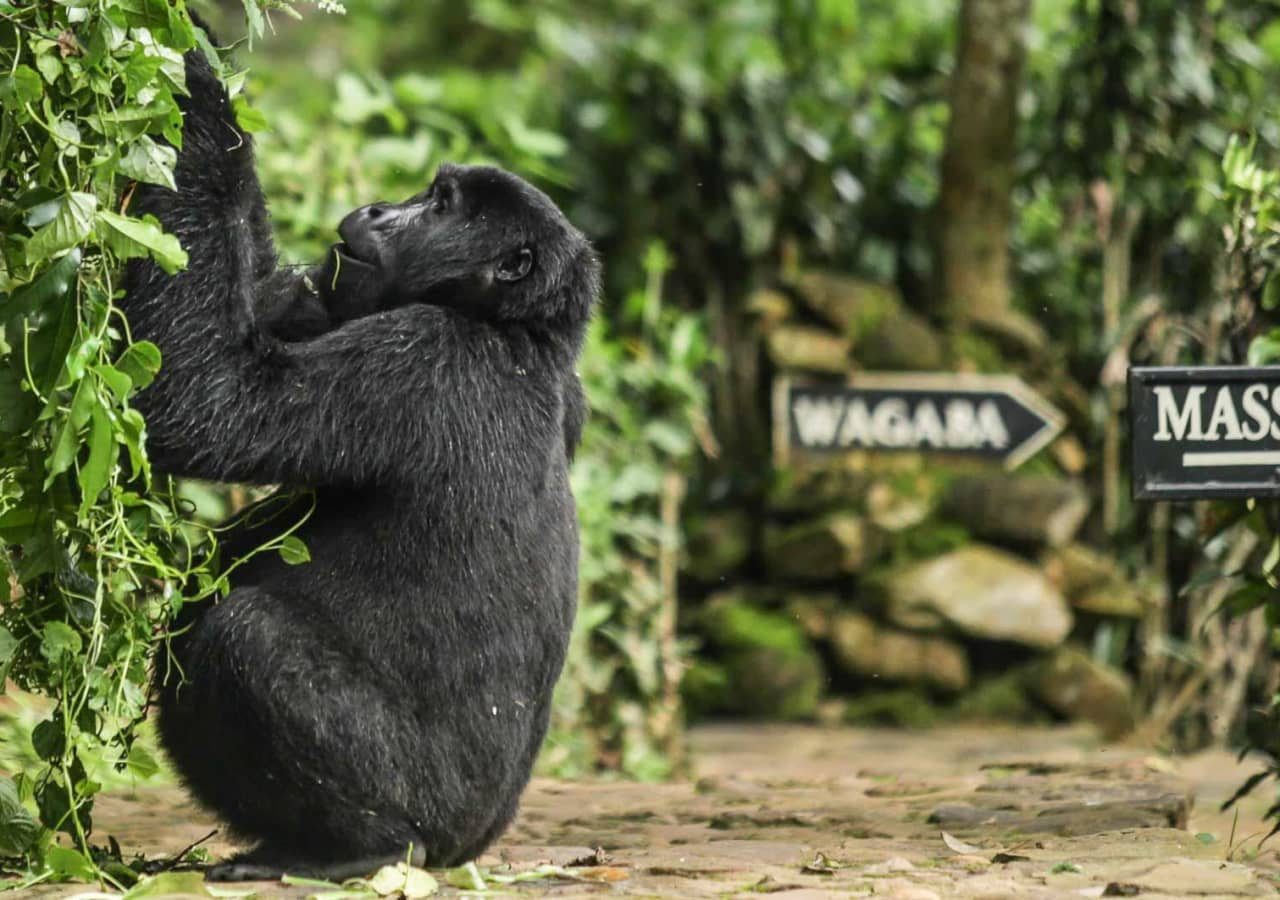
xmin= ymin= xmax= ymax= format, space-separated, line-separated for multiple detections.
xmin=206 ymin=844 xmax=427 ymax=882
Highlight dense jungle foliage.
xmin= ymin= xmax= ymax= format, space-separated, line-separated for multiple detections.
xmin=2 ymin=0 xmax=1280 ymax=885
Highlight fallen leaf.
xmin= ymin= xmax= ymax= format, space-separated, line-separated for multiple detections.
xmin=367 ymin=862 xmax=438 ymax=898
xmin=941 ymin=832 xmax=984 ymax=855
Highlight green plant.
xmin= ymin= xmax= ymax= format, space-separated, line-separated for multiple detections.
xmin=545 ymin=243 xmax=712 ymax=779
xmin=1198 ymin=135 xmax=1280 ymax=833
xmin=0 ymin=0 xmax=336 ymax=884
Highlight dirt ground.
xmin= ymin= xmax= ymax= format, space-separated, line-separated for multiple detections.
xmin=26 ymin=724 xmax=1280 ymax=897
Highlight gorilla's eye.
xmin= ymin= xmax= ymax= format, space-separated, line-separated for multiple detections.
xmin=496 ymin=248 xmax=534 ymax=283
xmin=429 ymin=181 xmax=456 ymax=214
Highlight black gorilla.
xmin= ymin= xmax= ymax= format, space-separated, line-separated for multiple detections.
xmin=120 ymin=45 xmax=598 ymax=881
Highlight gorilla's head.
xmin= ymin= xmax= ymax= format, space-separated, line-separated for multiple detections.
xmin=319 ymin=163 xmax=599 ymax=329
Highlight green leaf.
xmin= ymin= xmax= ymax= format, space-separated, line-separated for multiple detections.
xmin=10 ymin=246 xmax=80 ymax=308
xmin=94 ymin=363 xmax=134 ymax=403
xmin=97 ymin=210 xmax=188 ymax=273
xmin=35 ymin=53 xmax=63 ymax=86
xmin=48 ymin=379 xmax=97 ymax=483
xmin=25 ymin=193 xmax=97 ymax=262
xmin=124 ymin=745 xmax=160 ymax=781
xmin=124 ymin=872 xmax=212 ymax=898
xmin=0 ymin=627 xmax=17 ymax=666
xmin=122 ymin=55 xmax=162 ymax=98
xmin=503 ymin=117 xmax=568 ymax=158
xmin=278 ymin=535 xmax=311 ymax=566
xmin=79 ymin=404 xmax=116 ymax=516
xmin=232 ymin=96 xmax=268 ymax=133
xmin=0 ymin=65 xmax=42 ymax=106
xmin=0 ymin=777 xmax=39 ymax=856
xmin=44 ymin=844 xmax=97 ymax=881
xmin=119 ymin=136 xmax=177 ymax=189
xmin=40 ymin=622 xmax=82 ymax=662
xmin=1248 ymin=328 xmax=1280 ymax=365
xmin=117 ymin=341 xmax=162 ymax=390
xmin=368 ymin=863 xmax=438 ymax=897
xmin=445 ymin=862 xmax=486 ymax=890
xmin=30 ymin=718 xmax=64 ymax=761
xmin=120 ymin=408 xmax=151 ymax=485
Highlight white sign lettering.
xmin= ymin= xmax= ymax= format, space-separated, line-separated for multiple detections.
xmin=793 ymin=395 xmax=1011 ymax=452
xmin=1152 ymin=383 xmax=1280 ymax=443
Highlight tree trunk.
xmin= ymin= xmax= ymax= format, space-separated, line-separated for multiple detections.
xmin=936 ymin=0 xmax=1031 ymax=323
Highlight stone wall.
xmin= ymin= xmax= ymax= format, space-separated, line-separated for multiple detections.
xmin=681 ymin=272 xmax=1145 ymax=737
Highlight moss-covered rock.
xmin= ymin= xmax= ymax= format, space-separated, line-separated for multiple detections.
xmin=829 ymin=611 xmax=970 ymax=692
xmin=941 ymin=475 xmax=1090 ymax=548
xmin=1041 ymin=544 xmax=1145 ymax=619
xmin=854 ymin=309 xmax=945 ymax=371
xmin=952 ymin=670 xmax=1044 ymax=722
xmin=793 ymin=271 xmax=903 ymax=341
xmin=765 ymin=324 xmax=853 ymax=374
xmin=767 ymin=462 xmax=873 ymax=516
xmin=684 ymin=509 xmax=753 ymax=582
xmin=1030 ymin=646 xmax=1135 ymax=740
xmin=880 ymin=545 xmax=1073 ymax=648
xmin=764 ymin=513 xmax=880 ymax=581
xmin=843 ymin=688 xmax=942 ymax=728
xmin=696 ymin=600 xmax=826 ymax=720
xmin=746 ymin=287 xmax=794 ymax=329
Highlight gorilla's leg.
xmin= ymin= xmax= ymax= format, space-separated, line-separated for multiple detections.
xmin=156 ymin=588 xmax=451 ymax=879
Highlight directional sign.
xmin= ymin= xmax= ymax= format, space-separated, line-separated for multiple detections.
xmin=1130 ymin=366 xmax=1280 ymax=500
xmin=774 ymin=374 xmax=1066 ymax=470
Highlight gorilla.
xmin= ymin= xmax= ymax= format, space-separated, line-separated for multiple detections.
xmin=120 ymin=43 xmax=598 ymax=881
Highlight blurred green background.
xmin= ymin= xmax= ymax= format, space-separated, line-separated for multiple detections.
xmin=8 ymin=0 xmax=1280 ymax=786
xmin=182 ymin=0 xmax=1280 ymax=771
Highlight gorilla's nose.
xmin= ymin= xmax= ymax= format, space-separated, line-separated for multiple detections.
xmin=338 ymin=204 xmax=394 ymax=263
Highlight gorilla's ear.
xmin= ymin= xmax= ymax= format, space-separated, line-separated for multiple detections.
xmin=496 ymin=247 xmax=534 ymax=283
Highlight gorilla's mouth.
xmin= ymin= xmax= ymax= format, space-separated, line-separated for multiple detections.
xmin=333 ymin=242 xmax=377 ymax=269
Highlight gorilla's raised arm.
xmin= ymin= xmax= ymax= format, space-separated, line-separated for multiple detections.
xmin=121 ymin=48 xmax=597 ymax=488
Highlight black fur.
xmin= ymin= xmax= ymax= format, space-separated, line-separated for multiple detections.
xmin=121 ymin=48 xmax=598 ymax=880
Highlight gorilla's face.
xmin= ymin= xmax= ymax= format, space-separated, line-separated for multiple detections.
xmin=318 ymin=163 xmax=597 ymax=327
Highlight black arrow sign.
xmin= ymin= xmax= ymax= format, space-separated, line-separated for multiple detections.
xmin=1130 ymin=366 xmax=1280 ymax=500
xmin=774 ymin=374 xmax=1065 ymax=470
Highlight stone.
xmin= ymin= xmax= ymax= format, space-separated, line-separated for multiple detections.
xmin=767 ymin=462 xmax=873 ymax=515
xmin=785 ymin=593 xmax=840 ymax=640
xmin=793 ymin=271 xmax=902 ymax=339
xmin=1031 ymin=646 xmax=1135 ymax=739
xmin=1042 ymin=545 xmax=1145 ymax=619
xmin=765 ymin=323 xmax=852 ymax=374
xmin=865 ymin=481 xmax=933 ymax=531
xmin=697 ymin=599 xmax=825 ymax=720
xmin=764 ymin=513 xmax=879 ymax=581
xmin=746 ymin=287 xmax=793 ymax=328
xmin=854 ymin=309 xmax=945 ymax=371
xmin=952 ymin=670 xmax=1042 ymax=722
xmin=829 ymin=611 xmax=970 ymax=692
xmin=881 ymin=545 xmax=1073 ymax=648
xmin=1073 ymin=584 xmax=1145 ymax=618
xmin=684 ymin=509 xmax=753 ymax=582
xmin=941 ymin=475 xmax=1090 ymax=548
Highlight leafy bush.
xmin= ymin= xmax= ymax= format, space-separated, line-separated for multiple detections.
xmin=0 ymin=0 xmax=208 ymax=873
xmin=0 ymin=0 xmax=351 ymax=881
